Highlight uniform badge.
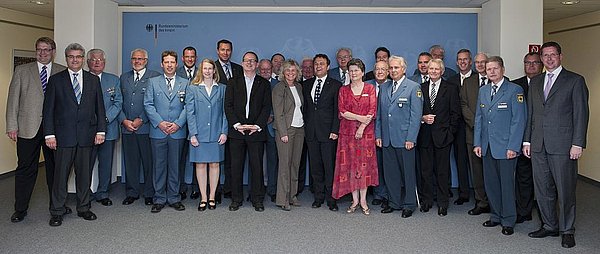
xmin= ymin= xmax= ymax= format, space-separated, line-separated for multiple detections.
xmin=517 ymin=94 xmax=524 ymax=103
xmin=416 ymin=90 xmax=422 ymax=98
xmin=480 ymin=104 xmax=485 ymax=108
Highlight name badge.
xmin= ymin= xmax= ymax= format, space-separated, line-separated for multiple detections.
xmin=361 ymin=94 xmax=369 ymax=97
xmin=497 ymin=102 xmax=508 ymax=109
xmin=398 ymin=97 xmax=408 ymax=108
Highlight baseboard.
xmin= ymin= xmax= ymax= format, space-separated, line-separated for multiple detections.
xmin=579 ymin=175 xmax=600 ymax=188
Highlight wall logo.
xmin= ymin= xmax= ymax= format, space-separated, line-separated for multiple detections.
xmin=145 ymin=23 xmax=189 ymax=45
xmin=145 ymin=24 xmax=154 ymax=32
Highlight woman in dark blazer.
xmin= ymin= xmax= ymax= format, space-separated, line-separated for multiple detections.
xmin=185 ymin=59 xmax=228 ymax=211
xmin=272 ymin=59 xmax=305 ymax=211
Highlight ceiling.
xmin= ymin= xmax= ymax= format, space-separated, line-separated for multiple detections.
xmin=1 ymin=0 xmax=599 ymax=23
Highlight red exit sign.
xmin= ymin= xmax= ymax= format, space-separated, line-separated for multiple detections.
xmin=529 ymin=44 xmax=541 ymax=53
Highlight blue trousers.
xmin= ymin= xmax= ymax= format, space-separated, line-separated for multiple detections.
xmin=151 ymin=137 xmax=184 ymax=205
xmin=94 ymin=140 xmax=114 ymax=200
xmin=483 ymin=151 xmax=517 ymax=227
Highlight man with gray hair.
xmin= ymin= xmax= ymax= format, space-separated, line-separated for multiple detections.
xmin=44 ymin=43 xmax=107 ymax=226
xmin=87 ymin=48 xmax=122 ymax=207
xmin=328 ymin=48 xmax=352 ymax=85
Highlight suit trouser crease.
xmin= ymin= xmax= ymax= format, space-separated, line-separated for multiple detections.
xmin=151 ymin=137 xmax=184 ymax=205
xmin=482 ymin=151 xmax=517 ymax=227
xmin=50 ymin=146 xmax=93 ymax=216
xmin=275 ymin=127 xmax=304 ymax=206
xmin=383 ymin=146 xmax=416 ymax=210
xmin=306 ymin=140 xmax=336 ymax=203
xmin=122 ymin=133 xmax=154 ymax=198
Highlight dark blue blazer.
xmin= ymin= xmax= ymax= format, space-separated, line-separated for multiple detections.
xmin=43 ymin=69 xmax=106 ymax=147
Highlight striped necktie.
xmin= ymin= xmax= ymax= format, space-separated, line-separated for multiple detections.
xmin=72 ymin=73 xmax=81 ymax=104
xmin=430 ymin=82 xmax=437 ymax=109
xmin=491 ymin=84 xmax=498 ymax=101
xmin=224 ymin=63 xmax=231 ymax=79
xmin=544 ymin=73 xmax=554 ymax=100
xmin=40 ymin=65 xmax=48 ymax=93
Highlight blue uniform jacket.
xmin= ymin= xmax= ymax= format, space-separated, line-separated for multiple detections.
xmin=99 ymin=72 xmax=122 ymax=141
xmin=118 ymin=69 xmax=161 ymax=134
xmin=376 ymin=78 xmax=423 ymax=147
xmin=185 ymin=82 xmax=228 ymax=142
xmin=143 ymin=75 xmax=188 ymax=139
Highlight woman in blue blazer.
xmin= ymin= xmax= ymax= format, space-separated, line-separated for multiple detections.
xmin=185 ymin=59 xmax=228 ymax=211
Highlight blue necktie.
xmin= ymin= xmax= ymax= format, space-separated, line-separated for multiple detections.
xmin=72 ymin=73 xmax=81 ymax=104
xmin=40 ymin=65 xmax=48 ymax=93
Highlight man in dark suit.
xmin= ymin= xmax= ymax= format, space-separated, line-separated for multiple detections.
xmin=258 ymin=59 xmax=279 ymax=202
xmin=144 ymin=50 xmax=188 ymax=213
xmin=304 ymin=54 xmax=342 ymax=211
xmin=118 ymin=48 xmax=161 ymax=206
xmin=364 ymin=47 xmax=390 ymax=81
xmin=524 ymin=42 xmax=589 ymax=248
xmin=412 ymin=45 xmax=457 ymax=80
xmin=460 ymin=52 xmax=491 ymax=216
xmin=328 ymin=48 xmax=352 ymax=86
xmin=44 ymin=43 xmax=107 ymax=226
xmin=87 ymin=48 xmax=122 ymax=207
xmin=224 ymin=51 xmax=272 ymax=212
xmin=417 ymin=59 xmax=461 ymax=216
xmin=408 ymin=52 xmax=432 ymax=84
xmin=447 ymin=49 xmax=473 ymax=205
xmin=474 ymin=56 xmax=526 ymax=236
xmin=270 ymin=53 xmax=285 ymax=80
xmin=214 ymin=39 xmax=243 ymax=203
xmin=175 ymin=46 xmax=199 ymax=201
xmin=512 ymin=52 xmax=543 ymax=224
xmin=6 ymin=37 xmax=67 ymax=222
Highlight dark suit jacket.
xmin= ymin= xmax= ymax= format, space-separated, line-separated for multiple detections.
xmin=224 ymin=74 xmax=272 ymax=141
xmin=43 ymin=69 xmax=106 ymax=147
xmin=302 ymin=76 xmax=342 ymax=142
xmin=215 ymin=60 xmax=243 ymax=84
xmin=176 ymin=65 xmax=197 ymax=81
xmin=512 ymin=76 xmax=529 ymax=98
xmin=418 ymin=79 xmax=461 ymax=148
xmin=524 ymin=68 xmax=589 ymax=154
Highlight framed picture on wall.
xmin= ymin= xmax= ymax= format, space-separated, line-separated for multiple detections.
xmin=13 ymin=49 xmax=36 ymax=71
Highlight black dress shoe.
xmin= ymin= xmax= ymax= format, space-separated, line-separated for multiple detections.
xmin=401 ymin=209 xmax=413 ymax=218
xmin=528 ymin=228 xmax=559 ymax=238
xmin=328 ymin=202 xmax=339 ymax=211
xmin=253 ymin=203 xmax=265 ymax=212
xmin=561 ymin=234 xmax=575 ymax=248
xmin=223 ymin=192 xmax=232 ymax=199
xmin=190 ymin=191 xmax=200 ymax=200
xmin=483 ymin=220 xmax=501 ymax=227
xmin=381 ymin=206 xmax=396 ymax=214
xmin=215 ymin=195 xmax=222 ymax=205
xmin=96 ymin=198 xmax=113 ymax=206
xmin=381 ymin=200 xmax=389 ymax=209
xmin=122 ymin=196 xmax=139 ymax=205
xmin=229 ymin=202 xmax=241 ymax=211
xmin=269 ymin=194 xmax=276 ymax=203
xmin=151 ymin=204 xmax=165 ymax=213
xmin=438 ymin=207 xmax=447 ymax=216
xmin=77 ymin=211 xmax=97 ymax=221
xmin=198 ymin=201 xmax=207 ymax=211
xmin=208 ymin=200 xmax=217 ymax=210
xmin=453 ymin=197 xmax=469 ymax=205
xmin=169 ymin=202 xmax=186 ymax=211
xmin=371 ymin=199 xmax=383 ymax=206
xmin=64 ymin=206 xmax=72 ymax=215
xmin=144 ymin=197 xmax=153 ymax=206
xmin=311 ymin=201 xmax=322 ymax=208
xmin=11 ymin=211 xmax=27 ymax=223
xmin=516 ymin=214 xmax=532 ymax=224
xmin=49 ymin=215 xmax=63 ymax=227
xmin=502 ymin=226 xmax=514 ymax=235
xmin=468 ymin=206 xmax=490 ymax=215
xmin=180 ymin=192 xmax=187 ymax=201
xmin=420 ymin=204 xmax=431 ymax=213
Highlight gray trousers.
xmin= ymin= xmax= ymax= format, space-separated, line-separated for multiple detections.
xmin=383 ymin=146 xmax=416 ymax=210
xmin=468 ymin=143 xmax=489 ymax=208
xmin=275 ymin=127 xmax=304 ymax=206
xmin=482 ymin=151 xmax=517 ymax=227
xmin=151 ymin=137 xmax=184 ymax=205
xmin=50 ymin=146 xmax=94 ymax=216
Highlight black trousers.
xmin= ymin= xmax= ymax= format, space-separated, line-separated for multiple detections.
xmin=14 ymin=126 xmax=55 ymax=212
xmin=306 ymin=140 xmax=337 ymax=204
xmin=229 ymin=138 xmax=265 ymax=204
xmin=420 ymin=144 xmax=451 ymax=208
xmin=515 ymin=153 xmax=534 ymax=217
xmin=50 ymin=146 xmax=94 ymax=216
xmin=297 ymin=141 xmax=310 ymax=194
xmin=122 ymin=133 xmax=154 ymax=198
xmin=452 ymin=120 xmax=470 ymax=199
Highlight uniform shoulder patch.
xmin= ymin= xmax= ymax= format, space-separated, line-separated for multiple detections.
xmin=416 ymin=90 xmax=422 ymax=98
xmin=517 ymin=94 xmax=524 ymax=103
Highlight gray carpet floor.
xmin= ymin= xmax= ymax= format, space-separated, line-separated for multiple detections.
xmin=1 ymin=168 xmax=599 ymax=254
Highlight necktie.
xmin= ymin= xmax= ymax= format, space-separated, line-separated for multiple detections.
xmin=187 ymin=69 xmax=193 ymax=80
xmin=72 ymin=73 xmax=81 ymax=104
xmin=314 ymin=79 xmax=322 ymax=104
xmin=224 ymin=63 xmax=231 ymax=79
xmin=341 ymin=70 xmax=347 ymax=84
xmin=491 ymin=84 xmax=498 ymax=101
xmin=166 ymin=77 xmax=173 ymax=95
xmin=480 ymin=77 xmax=487 ymax=87
xmin=430 ymin=82 xmax=437 ymax=109
xmin=544 ymin=73 xmax=554 ymax=100
xmin=423 ymin=76 xmax=429 ymax=84
xmin=391 ymin=81 xmax=398 ymax=96
xmin=40 ymin=65 xmax=48 ymax=93
xmin=135 ymin=71 xmax=140 ymax=82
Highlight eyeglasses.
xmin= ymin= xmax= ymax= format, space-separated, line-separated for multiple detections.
xmin=66 ymin=55 xmax=84 ymax=60
xmin=243 ymin=59 xmax=257 ymax=63
xmin=337 ymin=55 xmax=351 ymax=60
xmin=542 ymin=53 xmax=559 ymax=59
xmin=131 ymin=57 xmax=147 ymax=61
xmin=89 ymin=58 xmax=105 ymax=62
xmin=36 ymin=48 xmax=54 ymax=53
xmin=524 ymin=61 xmax=542 ymax=65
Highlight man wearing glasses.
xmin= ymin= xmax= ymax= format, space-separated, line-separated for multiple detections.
xmin=44 ymin=43 xmax=106 ymax=226
xmin=224 ymin=51 xmax=272 ymax=212
xmin=328 ymin=48 xmax=352 ymax=86
xmin=118 ymin=48 xmax=160 ymax=207
xmin=6 ymin=37 xmax=66 ymax=223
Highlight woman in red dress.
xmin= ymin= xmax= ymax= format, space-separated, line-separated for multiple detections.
xmin=332 ymin=58 xmax=378 ymax=215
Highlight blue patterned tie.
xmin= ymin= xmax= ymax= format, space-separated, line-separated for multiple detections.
xmin=72 ymin=73 xmax=81 ymax=104
xmin=40 ymin=65 xmax=48 ymax=93
xmin=491 ymin=84 xmax=498 ymax=101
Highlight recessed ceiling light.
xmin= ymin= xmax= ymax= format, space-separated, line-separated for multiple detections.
xmin=561 ymin=0 xmax=580 ymax=5
xmin=29 ymin=0 xmax=48 ymax=5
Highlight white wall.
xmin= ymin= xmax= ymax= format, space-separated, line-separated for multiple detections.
xmin=0 ymin=7 xmax=54 ymax=175
xmin=544 ymin=11 xmax=600 ymax=182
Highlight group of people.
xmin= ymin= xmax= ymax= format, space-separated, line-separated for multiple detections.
xmin=7 ymin=37 xmax=588 ymax=249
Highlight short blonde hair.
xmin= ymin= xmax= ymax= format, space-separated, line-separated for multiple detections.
xmin=278 ymin=59 xmax=301 ymax=82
